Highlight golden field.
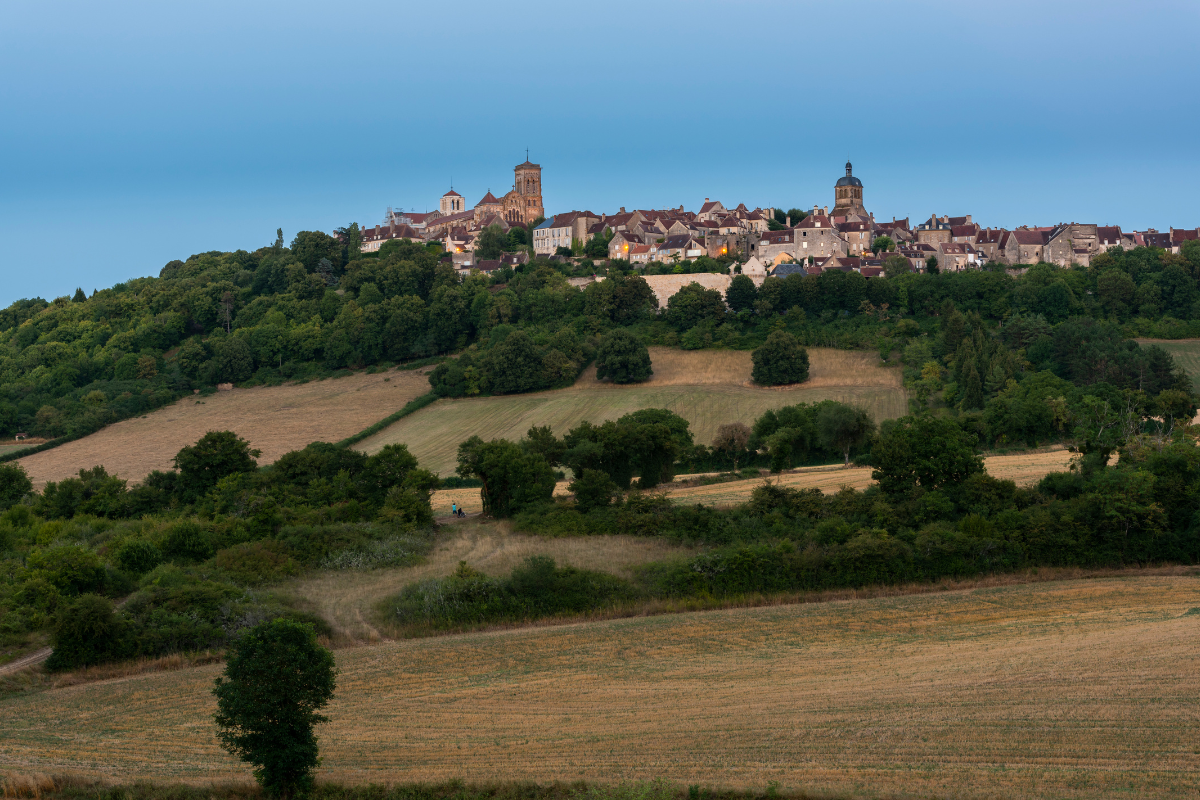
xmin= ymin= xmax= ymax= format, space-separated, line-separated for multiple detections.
xmin=359 ymin=348 xmax=908 ymax=476
xmin=2 ymin=576 xmax=1198 ymax=798
xmin=16 ymin=369 xmax=431 ymax=488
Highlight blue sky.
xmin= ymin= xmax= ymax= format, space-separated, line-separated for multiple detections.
xmin=1 ymin=0 xmax=1197 ymax=305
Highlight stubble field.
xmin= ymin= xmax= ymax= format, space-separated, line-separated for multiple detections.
xmin=359 ymin=348 xmax=908 ymax=476
xmin=2 ymin=576 xmax=1198 ymax=799
xmin=16 ymin=369 xmax=432 ymax=488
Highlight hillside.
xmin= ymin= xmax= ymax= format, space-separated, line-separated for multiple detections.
xmin=16 ymin=368 xmax=431 ymax=488
xmin=4 ymin=575 xmax=1197 ymax=799
xmin=1136 ymin=339 xmax=1200 ymax=390
xmin=359 ymin=347 xmax=906 ymax=475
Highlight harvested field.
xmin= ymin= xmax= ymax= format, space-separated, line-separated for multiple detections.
xmin=16 ymin=370 xmax=432 ymax=488
xmin=1136 ymin=338 xmax=1200 ymax=390
xmin=3 ymin=576 xmax=1198 ymax=799
xmin=361 ymin=348 xmax=906 ymax=476
xmin=286 ymin=518 xmax=694 ymax=645
xmin=431 ymin=448 xmax=1076 ymax=511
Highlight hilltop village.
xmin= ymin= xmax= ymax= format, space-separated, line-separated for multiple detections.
xmin=353 ymin=159 xmax=1199 ymax=280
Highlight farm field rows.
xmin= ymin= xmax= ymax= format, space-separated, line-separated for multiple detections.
xmin=3 ymin=576 xmax=1198 ymax=798
xmin=16 ymin=369 xmax=432 ymax=488
xmin=360 ymin=348 xmax=908 ymax=476
xmin=430 ymin=448 xmax=1076 ymax=512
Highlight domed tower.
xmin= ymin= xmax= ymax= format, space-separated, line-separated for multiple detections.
xmin=833 ymin=161 xmax=865 ymax=217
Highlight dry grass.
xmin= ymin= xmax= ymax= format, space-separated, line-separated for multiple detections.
xmin=285 ymin=518 xmax=694 ymax=645
xmin=16 ymin=369 xmax=432 ymax=488
xmin=3 ymin=576 xmax=1199 ymax=798
xmin=639 ymin=274 xmax=733 ymax=308
xmin=359 ymin=348 xmax=906 ymax=476
xmin=431 ymin=449 xmax=1077 ymax=511
xmin=0 ymin=772 xmax=56 ymax=799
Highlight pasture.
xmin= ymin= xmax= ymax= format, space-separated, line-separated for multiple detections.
xmin=1137 ymin=338 xmax=1200 ymax=389
xmin=3 ymin=576 xmax=1198 ymax=799
xmin=16 ymin=369 xmax=432 ymax=488
xmin=359 ymin=348 xmax=907 ymax=476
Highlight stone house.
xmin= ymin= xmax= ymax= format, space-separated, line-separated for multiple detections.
xmin=937 ymin=242 xmax=979 ymax=272
xmin=757 ymin=228 xmax=798 ymax=263
xmin=607 ymin=230 xmax=644 ymax=260
xmin=1170 ymin=228 xmax=1199 ymax=254
xmin=1009 ymin=229 xmax=1050 ymax=264
xmin=974 ymin=229 xmax=1007 ymax=264
xmin=899 ymin=244 xmax=934 ymax=272
xmin=697 ymin=199 xmax=727 ymax=222
xmin=794 ymin=208 xmax=847 ymax=259
xmin=1044 ymin=223 xmax=1099 ymax=266
xmin=838 ymin=218 xmax=873 ymax=255
xmin=656 ymin=234 xmax=706 ymax=261
xmin=359 ymin=222 xmax=422 ymax=252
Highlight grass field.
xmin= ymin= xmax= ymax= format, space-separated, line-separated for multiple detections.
xmin=359 ymin=348 xmax=907 ymax=476
xmin=1137 ymin=338 xmax=1200 ymax=390
xmin=0 ymin=441 xmax=39 ymax=459
xmin=16 ymin=369 xmax=432 ymax=488
xmin=3 ymin=576 xmax=1198 ymax=798
xmin=430 ymin=448 xmax=1076 ymax=511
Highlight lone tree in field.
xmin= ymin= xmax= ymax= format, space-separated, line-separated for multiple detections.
xmin=751 ymin=330 xmax=810 ymax=386
xmin=595 ymin=329 xmax=652 ymax=384
xmin=712 ymin=422 xmax=751 ymax=471
xmin=214 ymin=619 xmax=337 ymax=799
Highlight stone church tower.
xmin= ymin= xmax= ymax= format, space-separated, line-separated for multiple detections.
xmin=503 ymin=158 xmax=544 ymax=225
xmin=833 ymin=161 xmax=865 ymax=217
xmin=440 ymin=188 xmax=464 ymax=215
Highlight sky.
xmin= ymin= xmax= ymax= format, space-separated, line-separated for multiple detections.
xmin=1 ymin=0 xmax=1197 ymax=305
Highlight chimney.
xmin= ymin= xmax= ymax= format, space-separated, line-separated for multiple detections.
xmin=786 ymin=216 xmax=791 ymax=227
xmin=620 ymin=206 xmax=626 ymax=213
xmin=704 ymin=197 xmax=709 ymax=203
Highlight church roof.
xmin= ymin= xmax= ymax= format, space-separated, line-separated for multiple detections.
xmin=477 ymin=191 xmax=501 ymax=206
xmin=515 ymin=160 xmax=540 ymax=169
xmin=443 ymin=189 xmax=461 ymax=198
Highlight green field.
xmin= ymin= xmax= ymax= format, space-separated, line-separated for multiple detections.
xmin=3 ymin=575 xmax=1197 ymax=798
xmin=357 ymin=348 xmax=907 ymax=475
xmin=0 ymin=442 xmax=36 ymax=459
xmin=1139 ymin=339 xmax=1200 ymax=389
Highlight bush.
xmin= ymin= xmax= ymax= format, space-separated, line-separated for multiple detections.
xmin=0 ymin=463 xmax=32 ymax=510
xmin=570 ymin=469 xmax=620 ymax=512
xmin=751 ymin=330 xmax=809 ymax=385
xmin=162 ymin=520 xmax=215 ymax=561
xmin=115 ymin=539 xmax=163 ymax=574
xmin=46 ymin=594 xmax=130 ymax=671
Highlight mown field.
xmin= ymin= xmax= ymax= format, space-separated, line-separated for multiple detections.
xmin=3 ymin=576 xmax=1198 ymax=799
xmin=359 ymin=348 xmax=907 ymax=476
xmin=16 ymin=369 xmax=432 ymax=488
xmin=1137 ymin=339 xmax=1200 ymax=390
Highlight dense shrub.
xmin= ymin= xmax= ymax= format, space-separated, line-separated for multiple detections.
xmin=751 ymin=330 xmax=809 ymax=385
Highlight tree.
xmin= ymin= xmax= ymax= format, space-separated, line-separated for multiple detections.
xmin=871 ymin=416 xmax=983 ymax=496
xmin=174 ymin=431 xmax=260 ymax=499
xmin=883 ymin=253 xmax=911 ymax=277
xmin=665 ymin=283 xmax=726 ymax=331
xmin=334 ymin=223 xmax=362 ymax=263
xmin=0 ymin=462 xmax=32 ymax=510
xmin=569 ymin=468 xmax=619 ymax=512
xmin=815 ymin=403 xmax=874 ymax=466
xmin=584 ymin=229 xmax=612 ymax=259
xmin=274 ymin=228 xmax=284 ymax=250
xmin=291 ymin=231 xmax=343 ymax=274
xmin=751 ymin=330 xmax=810 ymax=385
xmin=871 ymin=235 xmax=894 ymax=254
xmin=210 ymin=337 xmax=254 ymax=383
xmin=72 ymin=287 xmax=86 ymax=303
xmin=926 ymin=255 xmax=939 ymax=274
xmin=555 ymin=245 xmax=573 ymax=257
xmin=712 ymin=422 xmax=751 ymax=471
xmin=475 ymin=224 xmax=507 ymax=260
xmin=595 ymin=329 xmax=652 ymax=384
xmin=213 ymin=619 xmax=337 ymax=799
xmin=483 ymin=330 xmax=545 ymax=394
xmin=725 ymin=274 xmax=758 ymax=312
xmin=506 ymin=226 xmax=528 ymax=248
xmin=456 ymin=437 xmax=556 ymax=517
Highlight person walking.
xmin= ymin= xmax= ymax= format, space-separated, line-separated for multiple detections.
xmin=451 ymin=502 xmax=457 ymax=516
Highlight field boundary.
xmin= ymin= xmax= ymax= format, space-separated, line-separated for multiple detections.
xmin=337 ymin=392 xmax=439 ymax=449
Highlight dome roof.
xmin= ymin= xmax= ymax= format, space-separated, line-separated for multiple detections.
xmin=835 ymin=160 xmax=862 ymax=187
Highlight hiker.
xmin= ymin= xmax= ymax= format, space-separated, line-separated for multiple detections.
xmin=451 ymin=502 xmax=457 ymax=516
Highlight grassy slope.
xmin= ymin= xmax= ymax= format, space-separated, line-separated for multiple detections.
xmin=3 ymin=576 xmax=1198 ymax=799
xmin=357 ymin=348 xmax=908 ymax=476
xmin=16 ymin=368 xmax=433 ymax=488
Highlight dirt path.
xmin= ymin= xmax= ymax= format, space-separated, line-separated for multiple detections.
xmin=286 ymin=520 xmax=692 ymax=645
xmin=0 ymin=647 xmax=52 ymax=677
